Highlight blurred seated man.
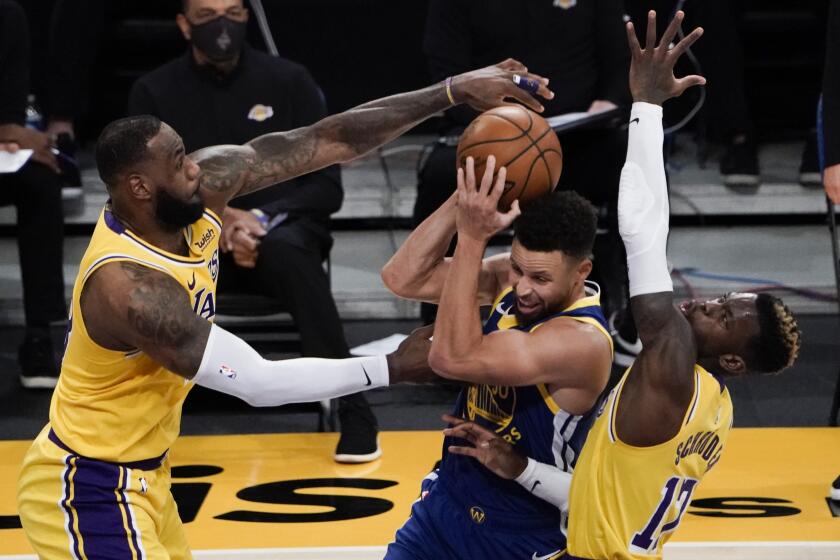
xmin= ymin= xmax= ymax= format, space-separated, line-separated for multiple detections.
xmin=128 ymin=0 xmax=380 ymax=463
xmin=0 ymin=0 xmax=67 ymax=389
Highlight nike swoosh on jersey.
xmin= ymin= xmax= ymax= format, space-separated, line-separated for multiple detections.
xmin=532 ymin=549 xmax=564 ymax=560
xmin=187 ymin=271 xmax=196 ymax=290
xmin=630 ymin=117 xmax=640 ymax=125
xmin=495 ymin=301 xmax=514 ymax=316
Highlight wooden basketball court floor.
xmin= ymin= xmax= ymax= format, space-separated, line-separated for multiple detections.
xmin=0 ymin=428 xmax=838 ymax=559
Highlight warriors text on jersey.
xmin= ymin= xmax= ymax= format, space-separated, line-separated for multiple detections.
xmin=567 ymin=364 xmax=734 ymax=560
xmin=439 ymin=282 xmax=612 ymax=529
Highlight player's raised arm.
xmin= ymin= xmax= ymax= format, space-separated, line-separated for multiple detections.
xmin=618 ymin=11 xmax=705 ymax=441
xmin=192 ymin=59 xmax=553 ymax=214
xmin=427 ymin=157 xmax=611 ymax=391
xmin=81 ymin=262 xmax=437 ymax=406
xmin=381 ymin=190 xmax=509 ymax=305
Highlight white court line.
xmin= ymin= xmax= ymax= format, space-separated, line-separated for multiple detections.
xmin=2 ymin=542 xmax=840 ymax=560
xmin=665 ymin=541 xmax=840 ymax=560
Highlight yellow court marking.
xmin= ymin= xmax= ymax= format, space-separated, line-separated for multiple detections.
xmin=0 ymin=428 xmax=838 ymax=557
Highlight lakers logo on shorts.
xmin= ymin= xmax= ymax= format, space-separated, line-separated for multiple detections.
xmin=469 ymin=506 xmax=486 ymax=524
xmin=467 ymin=384 xmax=517 ymax=432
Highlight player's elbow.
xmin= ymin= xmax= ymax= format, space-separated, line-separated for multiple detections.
xmin=381 ymin=260 xmax=423 ymax=300
xmin=428 ymin=348 xmax=468 ymax=380
xmin=380 ymin=261 xmax=405 ymax=296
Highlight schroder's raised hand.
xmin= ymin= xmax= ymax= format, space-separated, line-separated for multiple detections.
xmin=626 ymin=10 xmax=705 ymax=105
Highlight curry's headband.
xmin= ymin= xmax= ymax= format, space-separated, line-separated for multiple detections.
xmin=512 ymin=74 xmax=540 ymax=94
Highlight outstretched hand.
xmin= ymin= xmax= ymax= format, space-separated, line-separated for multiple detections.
xmin=626 ymin=10 xmax=705 ymax=105
xmin=452 ymin=59 xmax=554 ymax=114
xmin=443 ymin=414 xmax=528 ymax=480
xmin=455 ymin=155 xmax=521 ymax=243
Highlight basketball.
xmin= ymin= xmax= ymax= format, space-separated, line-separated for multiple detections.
xmin=456 ymin=105 xmax=563 ymax=210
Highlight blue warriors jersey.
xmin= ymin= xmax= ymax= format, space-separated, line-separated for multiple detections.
xmin=438 ymin=282 xmax=612 ymax=529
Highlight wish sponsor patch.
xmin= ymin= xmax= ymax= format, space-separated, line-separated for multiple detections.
xmin=247 ymin=104 xmax=274 ymax=122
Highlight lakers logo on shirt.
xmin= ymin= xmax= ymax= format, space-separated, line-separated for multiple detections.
xmin=247 ymin=104 xmax=274 ymax=122
xmin=467 ymin=384 xmax=517 ymax=432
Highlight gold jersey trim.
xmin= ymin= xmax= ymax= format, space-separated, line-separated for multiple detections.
xmin=607 ymin=365 xmax=712 ymax=450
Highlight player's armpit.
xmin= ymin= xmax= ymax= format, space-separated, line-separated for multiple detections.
xmin=478 ymin=252 xmax=510 ymax=305
xmin=82 ymin=261 xmax=211 ymax=378
xmin=629 ymin=292 xmax=696 ymax=390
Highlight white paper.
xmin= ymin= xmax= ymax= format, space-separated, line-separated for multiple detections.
xmin=545 ymin=111 xmax=592 ymax=128
xmin=350 ymin=333 xmax=408 ymax=356
xmin=0 ymin=149 xmax=33 ymax=173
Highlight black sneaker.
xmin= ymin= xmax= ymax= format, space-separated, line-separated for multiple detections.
xmin=720 ymin=139 xmax=760 ymax=188
xmin=19 ymin=335 xmax=59 ymax=389
xmin=831 ymin=475 xmax=840 ymax=502
xmin=799 ymin=132 xmax=822 ymax=187
xmin=334 ymin=395 xmax=381 ymax=463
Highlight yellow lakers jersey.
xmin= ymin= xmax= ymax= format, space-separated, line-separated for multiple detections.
xmin=49 ymin=205 xmax=221 ymax=463
xmin=567 ymin=364 xmax=733 ymax=560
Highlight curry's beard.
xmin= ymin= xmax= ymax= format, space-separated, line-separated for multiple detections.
xmin=155 ymin=189 xmax=205 ymax=231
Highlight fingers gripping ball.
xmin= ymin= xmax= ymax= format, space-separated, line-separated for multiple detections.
xmin=457 ymin=105 xmax=562 ymax=210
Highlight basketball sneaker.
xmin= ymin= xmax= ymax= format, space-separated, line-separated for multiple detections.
xmin=335 ymin=393 xmax=381 ymax=463
xmin=721 ymin=137 xmax=760 ymax=188
xmin=19 ymin=334 xmax=59 ymax=389
xmin=799 ymin=132 xmax=822 ymax=187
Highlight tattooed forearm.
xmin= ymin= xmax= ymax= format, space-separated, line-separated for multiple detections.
xmin=246 ymin=129 xmax=319 ymax=187
xmin=122 ymin=262 xmax=210 ymax=376
xmin=321 ymin=82 xmax=449 ymax=159
xmin=195 ymin=146 xmax=250 ymax=194
xmin=195 ymin=82 xmax=451 ymax=202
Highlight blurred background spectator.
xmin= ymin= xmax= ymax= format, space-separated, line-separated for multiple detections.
xmin=127 ymin=0 xmax=381 ymax=464
xmin=821 ymin=0 xmax=840 ymax=205
xmin=0 ymin=0 xmax=67 ymax=389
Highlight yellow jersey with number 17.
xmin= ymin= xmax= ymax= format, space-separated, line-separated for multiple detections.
xmin=48 ymin=204 xmax=221 ymax=464
xmin=566 ymin=364 xmax=733 ymax=560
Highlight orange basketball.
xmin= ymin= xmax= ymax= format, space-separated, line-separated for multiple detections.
xmin=457 ymin=105 xmax=563 ymax=210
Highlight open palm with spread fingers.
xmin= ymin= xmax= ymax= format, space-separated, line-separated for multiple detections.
xmin=626 ymin=10 xmax=705 ymax=105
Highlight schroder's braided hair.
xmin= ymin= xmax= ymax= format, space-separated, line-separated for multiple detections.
xmin=748 ymin=294 xmax=802 ymax=374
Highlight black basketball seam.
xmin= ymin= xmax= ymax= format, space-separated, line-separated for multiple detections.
xmin=457 ymin=116 xmax=529 ymax=153
xmin=501 ymin=126 xmax=555 ymax=168
xmin=519 ymin=151 xmax=544 ymax=201
xmin=483 ymin=109 xmax=535 ymax=136
xmin=540 ymin=148 xmax=562 ymax=188
xmin=456 ymin=109 xmax=535 ymax=153
xmin=460 ymin=108 xmax=557 ymax=204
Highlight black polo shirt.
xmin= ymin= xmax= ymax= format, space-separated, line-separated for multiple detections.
xmin=423 ymin=0 xmax=631 ymax=131
xmin=128 ymin=45 xmax=341 ymax=219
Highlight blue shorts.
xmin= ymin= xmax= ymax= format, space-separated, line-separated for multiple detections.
xmin=385 ymin=472 xmax=567 ymax=560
